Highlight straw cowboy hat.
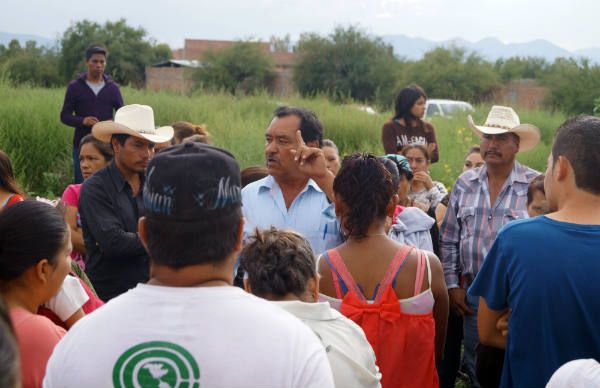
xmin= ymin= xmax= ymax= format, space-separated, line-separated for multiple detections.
xmin=467 ymin=106 xmax=540 ymax=152
xmin=92 ymin=104 xmax=174 ymax=143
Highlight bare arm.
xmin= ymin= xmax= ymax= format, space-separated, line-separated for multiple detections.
xmin=478 ymin=297 xmax=507 ymax=349
xmin=64 ymin=205 xmax=86 ymax=253
xmin=63 ymin=308 xmax=85 ymax=328
xmin=428 ymin=251 xmax=449 ymax=362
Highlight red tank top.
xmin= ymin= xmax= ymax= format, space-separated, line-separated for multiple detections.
xmin=323 ymin=246 xmax=438 ymax=388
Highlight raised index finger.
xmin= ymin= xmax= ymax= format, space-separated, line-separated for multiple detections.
xmin=295 ymin=130 xmax=306 ymax=147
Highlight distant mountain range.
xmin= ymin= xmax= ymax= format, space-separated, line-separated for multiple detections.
xmin=381 ymin=34 xmax=600 ymax=63
xmin=3 ymin=31 xmax=600 ymax=64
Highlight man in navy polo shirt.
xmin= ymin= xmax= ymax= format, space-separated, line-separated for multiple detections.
xmin=60 ymin=44 xmax=124 ymax=183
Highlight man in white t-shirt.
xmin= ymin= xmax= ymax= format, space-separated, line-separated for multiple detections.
xmin=44 ymin=142 xmax=334 ymax=388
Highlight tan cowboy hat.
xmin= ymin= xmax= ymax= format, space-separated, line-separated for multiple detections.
xmin=467 ymin=106 xmax=540 ymax=152
xmin=92 ymin=104 xmax=174 ymax=143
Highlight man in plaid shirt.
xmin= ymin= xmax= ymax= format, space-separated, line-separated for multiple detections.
xmin=440 ymin=106 xmax=540 ymax=387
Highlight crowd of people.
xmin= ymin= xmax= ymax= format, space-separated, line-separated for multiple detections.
xmin=1 ymin=44 xmax=600 ymax=388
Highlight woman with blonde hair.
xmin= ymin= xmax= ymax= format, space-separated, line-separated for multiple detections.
xmin=172 ymin=121 xmax=211 ymax=144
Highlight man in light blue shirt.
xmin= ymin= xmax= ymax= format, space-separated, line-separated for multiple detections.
xmin=242 ymin=106 xmax=342 ymax=255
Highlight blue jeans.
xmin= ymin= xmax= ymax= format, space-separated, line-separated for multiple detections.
xmin=73 ymin=147 xmax=83 ymax=184
xmin=463 ymin=293 xmax=481 ymax=388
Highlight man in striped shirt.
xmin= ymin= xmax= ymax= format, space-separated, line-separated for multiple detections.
xmin=439 ymin=106 xmax=540 ymax=387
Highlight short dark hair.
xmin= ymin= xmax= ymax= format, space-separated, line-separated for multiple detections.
xmin=0 ymin=201 xmax=68 ymax=284
xmin=145 ymin=207 xmax=242 ymax=268
xmin=240 ymin=227 xmax=316 ymax=299
xmin=552 ymin=115 xmax=600 ymax=195
xmin=110 ymin=134 xmax=130 ymax=150
xmin=527 ymin=175 xmax=546 ymax=205
xmin=333 ymin=153 xmax=394 ymax=239
xmin=85 ymin=45 xmax=107 ymax=61
xmin=80 ymin=134 xmax=114 ymax=162
xmin=273 ymin=106 xmax=323 ymax=147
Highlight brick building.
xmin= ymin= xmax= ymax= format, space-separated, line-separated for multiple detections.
xmin=147 ymin=39 xmax=296 ymax=95
xmin=145 ymin=60 xmax=200 ymax=93
xmin=494 ymin=79 xmax=548 ymax=110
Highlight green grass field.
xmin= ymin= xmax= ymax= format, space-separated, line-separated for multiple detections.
xmin=0 ymin=81 xmax=567 ymax=196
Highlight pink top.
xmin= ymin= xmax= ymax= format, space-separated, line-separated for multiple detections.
xmin=320 ymin=247 xmax=434 ymax=314
xmin=10 ymin=307 xmax=66 ymax=388
xmin=61 ymin=184 xmax=81 ymax=207
xmin=61 ymin=184 xmax=84 ymax=267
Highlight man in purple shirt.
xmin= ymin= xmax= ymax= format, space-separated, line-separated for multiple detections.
xmin=60 ymin=45 xmax=124 ymax=183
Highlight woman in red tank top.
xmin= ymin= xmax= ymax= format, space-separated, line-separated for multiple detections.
xmin=319 ymin=153 xmax=449 ymax=388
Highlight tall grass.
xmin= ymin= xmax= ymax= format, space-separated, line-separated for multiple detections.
xmin=0 ymin=81 xmax=567 ymax=196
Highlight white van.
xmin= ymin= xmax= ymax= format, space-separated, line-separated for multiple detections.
xmin=425 ymin=99 xmax=474 ymax=119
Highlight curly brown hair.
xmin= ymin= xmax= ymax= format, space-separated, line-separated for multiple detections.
xmin=333 ymin=153 xmax=394 ymax=239
xmin=240 ymin=227 xmax=316 ymax=299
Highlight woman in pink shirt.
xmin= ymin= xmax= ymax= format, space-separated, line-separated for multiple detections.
xmin=0 ymin=201 xmax=73 ymax=388
xmin=61 ymin=134 xmax=113 ymax=269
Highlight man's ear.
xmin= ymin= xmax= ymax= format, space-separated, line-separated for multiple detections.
xmin=138 ymin=217 xmax=148 ymax=251
xmin=111 ymin=137 xmax=122 ymax=154
xmin=555 ymin=155 xmax=570 ymax=182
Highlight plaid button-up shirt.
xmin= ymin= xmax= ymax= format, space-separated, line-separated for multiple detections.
xmin=440 ymin=161 xmax=539 ymax=288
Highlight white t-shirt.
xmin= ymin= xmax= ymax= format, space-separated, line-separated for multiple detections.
xmin=273 ymin=301 xmax=382 ymax=388
xmin=85 ymin=80 xmax=105 ymax=95
xmin=546 ymin=359 xmax=600 ymax=387
xmin=44 ymin=285 xmax=334 ymax=388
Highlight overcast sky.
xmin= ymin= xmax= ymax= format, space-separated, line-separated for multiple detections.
xmin=2 ymin=0 xmax=598 ymax=51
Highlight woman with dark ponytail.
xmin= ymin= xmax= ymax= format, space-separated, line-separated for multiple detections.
xmin=381 ymin=85 xmax=440 ymax=163
xmin=0 ymin=201 xmax=72 ymax=388
xmin=319 ymin=153 xmax=448 ymax=388
xmin=0 ymin=150 xmax=25 ymax=210
xmin=241 ymin=227 xmax=382 ymax=388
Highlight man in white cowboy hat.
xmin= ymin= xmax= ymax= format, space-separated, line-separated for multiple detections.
xmin=439 ymin=105 xmax=540 ymax=387
xmin=78 ymin=104 xmax=173 ymax=301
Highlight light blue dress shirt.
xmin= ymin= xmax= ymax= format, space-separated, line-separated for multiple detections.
xmin=242 ymin=175 xmax=342 ymax=255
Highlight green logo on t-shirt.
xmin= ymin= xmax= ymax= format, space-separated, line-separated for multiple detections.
xmin=113 ymin=341 xmax=200 ymax=388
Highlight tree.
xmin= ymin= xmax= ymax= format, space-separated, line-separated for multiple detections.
xmin=0 ymin=40 xmax=62 ymax=87
xmin=293 ymin=26 xmax=398 ymax=102
xmin=494 ymin=57 xmax=548 ymax=82
xmin=398 ymin=47 xmax=500 ymax=103
xmin=60 ymin=19 xmax=171 ymax=87
xmin=193 ymin=41 xmax=275 ymax=95
xmin=542 ymin=58 xmax=600 ymax=114
xmin=270 ymin=34 xmax=291 ymax=52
